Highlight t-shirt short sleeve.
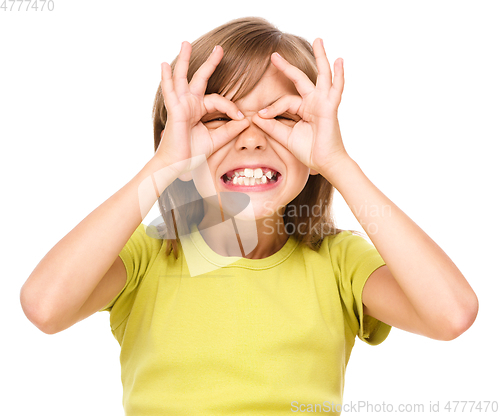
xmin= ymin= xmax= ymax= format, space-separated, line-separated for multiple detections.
xmin=99 ymin=223 xmax=158 ymax=333
xmin=330 ymin=230 xmax=392 ymax=345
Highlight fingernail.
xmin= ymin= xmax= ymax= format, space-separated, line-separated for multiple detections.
xmin=211 ymin=45 xmax=217 ymax=54
xmin=237 ymin=111 xmax=244 ymax=119
xmin=258 ymin=108 xmax=268 ymax=114
xmin=273 ymin=52 xmax=282 ymax=59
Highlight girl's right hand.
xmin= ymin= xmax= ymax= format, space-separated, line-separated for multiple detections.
xmin=154 ymin=41 xmax=249 ymax=175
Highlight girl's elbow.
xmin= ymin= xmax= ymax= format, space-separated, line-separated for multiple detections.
xmin=443 ymin=293 xmax=479 ymax=341
xmin=20 ymin=283 xmax=60 ymax=335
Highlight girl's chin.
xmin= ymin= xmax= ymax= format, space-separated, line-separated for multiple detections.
xmin=229 ymin=211 xmax=279 ymax=223
xmin=202 ymin=196 xmax=285 ymax=223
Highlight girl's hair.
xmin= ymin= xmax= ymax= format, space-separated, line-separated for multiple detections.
xmin=151 ymin=16 xmax=360 ymax=258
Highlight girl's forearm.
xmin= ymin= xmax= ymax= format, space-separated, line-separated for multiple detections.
xmin=324 ymin=156 xmax=478 ymax=333
xmin=20 ymin=156 xmax=177 ymax=328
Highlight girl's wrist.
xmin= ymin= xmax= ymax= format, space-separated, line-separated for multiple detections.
xmin=321 ymin=154 xmax=358 ymax=188
xmin=148 ymin=154 xmax=176 ymax=171
xmin=140 ymin=157 xmax=180 ymax=194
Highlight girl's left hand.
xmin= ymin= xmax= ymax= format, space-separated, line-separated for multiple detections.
xmin=253 ymin=38 xmax=350 ymax=178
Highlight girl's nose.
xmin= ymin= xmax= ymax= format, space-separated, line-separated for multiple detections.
xmin=234 ymin=121 xmax=267 ymax=151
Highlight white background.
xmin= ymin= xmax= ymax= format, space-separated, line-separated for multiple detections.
xmin=2 ymin=0 xmax=498 ymax=415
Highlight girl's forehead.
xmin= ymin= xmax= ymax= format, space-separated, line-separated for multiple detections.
xmin=229 ymin=66 xmax=299 ymax=107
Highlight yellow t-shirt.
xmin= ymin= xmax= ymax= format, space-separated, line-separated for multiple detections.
xmin=100 ymin=223 xmax=391 ymax=415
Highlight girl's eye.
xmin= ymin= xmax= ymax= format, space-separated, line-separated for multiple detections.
xmin=275 ymin=115 xmax=297 ymax=122
xmin=204 ymin=117 xmax=230 ymax=123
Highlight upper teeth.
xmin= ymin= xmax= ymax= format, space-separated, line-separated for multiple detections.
xmin=224 ymin=168 xmax=278 ymax=186
xmin=246 ymin=168 xmax=264 ymax=178
xmin=228 ymin=168 xmax=276 ymax=180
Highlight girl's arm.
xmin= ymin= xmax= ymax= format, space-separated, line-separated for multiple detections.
xmin=324 ymin=156 xmax=478 ymax=340
xmin=20 ymin=157 xmax=177 ymax=334
xmin=255 ymin=38 xmax=478 ymax=340
xmin=21 ymin=42 xmax=248 ymax=335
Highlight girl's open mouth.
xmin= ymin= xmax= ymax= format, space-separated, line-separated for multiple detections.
xmin=220 ymin=167 xmax=282 ymax=190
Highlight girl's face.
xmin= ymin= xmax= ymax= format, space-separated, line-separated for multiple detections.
xmin=194 ymin=64 xmax=311 ymax=221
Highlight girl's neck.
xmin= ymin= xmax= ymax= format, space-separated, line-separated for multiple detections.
xmin=197 ymin=209 xmax=289 ymax=259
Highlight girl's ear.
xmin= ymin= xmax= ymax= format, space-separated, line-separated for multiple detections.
xmin=159 ymin=129 xmax=193 ymax=181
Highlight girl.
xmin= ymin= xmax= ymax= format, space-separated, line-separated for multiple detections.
xmin=20 ymin=17 xmax=479 ymax=415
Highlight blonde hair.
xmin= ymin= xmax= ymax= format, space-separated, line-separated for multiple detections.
xmin=151 ymin=17 xmax=359 ymax=258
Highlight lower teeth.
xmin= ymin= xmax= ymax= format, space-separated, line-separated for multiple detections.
xmin=225 ymin=175 xmax=278 ymax=185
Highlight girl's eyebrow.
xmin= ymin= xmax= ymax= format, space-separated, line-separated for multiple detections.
xmin=262 ymin=94 xmax=293 ymax=109
xmin=262 ymin=97 xmax=280 ymax=108
xmin=262 ymin=92 xmax=301 ymax=109
xmin=234 ymin=94 xmax=291 ymax=110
